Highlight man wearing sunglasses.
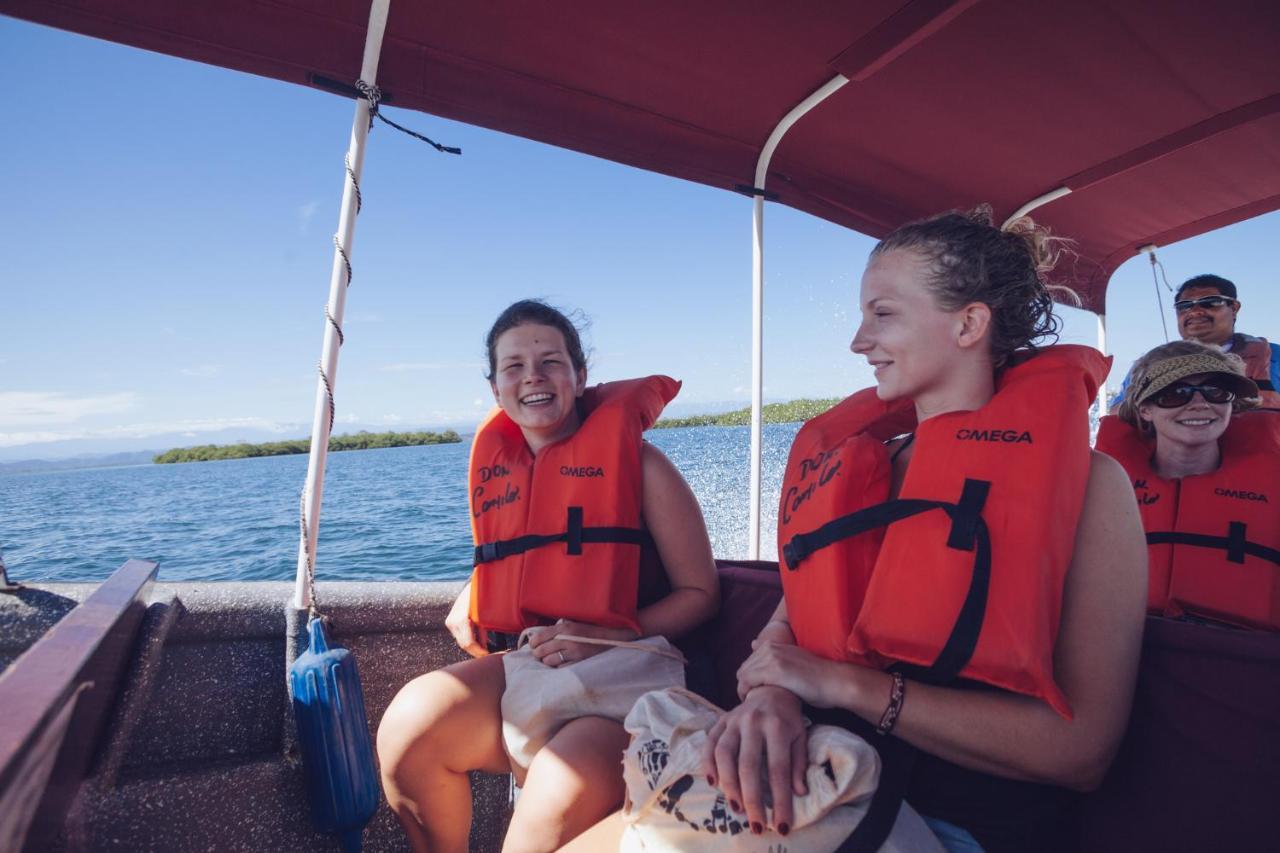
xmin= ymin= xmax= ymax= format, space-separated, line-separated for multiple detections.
xmin=1112 ymin=274 xmax=1279 ymax=410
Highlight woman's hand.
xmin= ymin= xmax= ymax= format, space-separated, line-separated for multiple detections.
xmin=737 ymin=639 xmax=852 ymax=709
xmin=445 ymin=582 xmax=486 ymax=657
xmin=525 ymin=619 xmax=639 ymax=668
xmin=702 ymin=685 xmax=808 ymax=836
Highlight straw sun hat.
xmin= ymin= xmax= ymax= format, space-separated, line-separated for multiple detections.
xmin=1132 ymin=350 xmax=1260 ymax=411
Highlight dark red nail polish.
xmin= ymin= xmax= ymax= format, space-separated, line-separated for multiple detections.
xmin=706 ymin=775 xmax=716 ymax=786
xmin=751 ymin=822 xmax=763 ymax=835
xmin=778 ymin=823 xmax=790 ymax=836
xmin=729 ymin=799 xmax=741 ymax=813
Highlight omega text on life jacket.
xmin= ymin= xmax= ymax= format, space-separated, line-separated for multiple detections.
xmin=1215 ymin=487 xmax=1269 ymax=503
xmin=954 ymin=427 xmax=1033 ymax=444
xmin=559 ymin=465 xmax=605 ymax=478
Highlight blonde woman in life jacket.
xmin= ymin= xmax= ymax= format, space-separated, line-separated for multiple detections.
xmin=1097 ymin=340 xmax=1278 ymax=630
xmin=376 ymin=300 xmax=719 ymax=853
xmin=704 ymin=209 xmax=1148 ymax=853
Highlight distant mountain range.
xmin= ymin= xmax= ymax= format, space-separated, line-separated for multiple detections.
xmin=0 ymin=450 xmax=160 ymax=475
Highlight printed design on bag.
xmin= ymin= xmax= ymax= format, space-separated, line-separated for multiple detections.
xmin=700 ymin=791 xmax=747 ymax=836
xmin=656 ymin=774 xmax=704 ymax=831
xmin=637 ymin=739 xmax=670 ymax=789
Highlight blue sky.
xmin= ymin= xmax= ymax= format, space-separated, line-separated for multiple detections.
xmin=3 ymin=17 xmax=1277 ymax=461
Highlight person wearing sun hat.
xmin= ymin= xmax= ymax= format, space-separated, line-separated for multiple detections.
xmin=1097 ymin=339 xmax=1279 ymax=630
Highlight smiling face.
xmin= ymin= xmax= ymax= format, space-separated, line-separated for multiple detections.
xmin=850 ymin=249 xmax=990 ymax=407
xmin=1138 ymin=372 xmax=1232 ymax=449
xmin=490 ymin=323 xmax=586 ymax=452
xmin=1176 ymin=284 xmax=1238 ymax=346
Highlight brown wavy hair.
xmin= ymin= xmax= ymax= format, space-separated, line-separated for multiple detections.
xmin=870 ymin=204 xmax=1077 ymax=368
xmin=484 ymin=299 xmax=589 ymax=381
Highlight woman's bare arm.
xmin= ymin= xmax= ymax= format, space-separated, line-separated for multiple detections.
xmin=633 ymin=441 xmax=719 ymax=638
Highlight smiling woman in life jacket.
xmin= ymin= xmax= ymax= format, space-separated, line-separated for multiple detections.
xmin=701 ymin=208 xmax=1147 ymax=853
xmin=376 ymin=300 xmax=718 ymax=853
xmin=1096 ymin=340 xmax=1278 ymax=630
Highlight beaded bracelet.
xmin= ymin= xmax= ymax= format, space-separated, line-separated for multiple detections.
xmin=876 ymin=672 xmax=906 ymax=736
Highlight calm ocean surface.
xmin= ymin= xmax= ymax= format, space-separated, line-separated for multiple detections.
xmin=0 ymin=425 xmax=801 ymax=583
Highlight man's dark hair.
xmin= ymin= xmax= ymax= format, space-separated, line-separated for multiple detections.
xmin=1175 ymin=273 xmax=1237 ymax=301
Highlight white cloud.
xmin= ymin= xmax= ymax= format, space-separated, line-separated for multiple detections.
xmin=381 ymin=360 xmax=484 ymax=372
xmin=298 ymin=200 xmax=319 ymax=235
xmin=0 ymin=415 xmax=303 ymax=448
xmin=0 ymin=391 xmax=137 ymax=428
xmin=179 ymin=364 xmax=220 ymax=378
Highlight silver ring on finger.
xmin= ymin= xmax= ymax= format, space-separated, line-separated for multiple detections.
xmin=558 ymin=650 xmax=567 ymax=665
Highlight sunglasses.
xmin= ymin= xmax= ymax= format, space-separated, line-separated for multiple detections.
xmin=1148 ymin=382 xmax=1236 ymax=408
xmin=1173 ymin=295 xmax=1233 ymax=313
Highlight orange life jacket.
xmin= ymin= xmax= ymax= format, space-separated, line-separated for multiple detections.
xmin=467 ymin=375 xmax=679 ymax=635
xmin=1232 ymin=334 xmax=1280 ymax=410
xmin=778 ymin=346 xmax=1110 ymax=718
xmin=1095 ymin=412 xmax=1280 ymax=630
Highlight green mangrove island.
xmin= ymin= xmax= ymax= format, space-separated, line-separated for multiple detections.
xmin=653 ymin=398 xmax=839 ymax=429
xmin=154 ymin=430 xmax=462 ymax=464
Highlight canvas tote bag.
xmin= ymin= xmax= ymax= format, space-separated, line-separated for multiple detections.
xmin=501 ymin=629 xmax=686 ymax=777
xmin=619 ymin=688 xmax=943 ymax=852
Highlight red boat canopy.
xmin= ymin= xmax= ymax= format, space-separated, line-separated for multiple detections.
xmin=4 ymin=0 xmax=1278 ymax=312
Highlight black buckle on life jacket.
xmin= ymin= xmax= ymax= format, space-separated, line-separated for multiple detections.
xmin=944 ymin=479 xmax=990 ymax=552
xmin=782 ymin=540 xmax=808 ymax=572
xmin=1227 ymin=521 xmax=1248 ymax=564
xmin=566 ymin=506 xmax=584 ymax=555
xmin=479 ymin=542 xmax=501 ymax=563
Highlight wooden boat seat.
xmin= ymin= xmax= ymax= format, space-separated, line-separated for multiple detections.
xmin=694 ymin=561 xmax=1280 ymax=852
xmin=0 ymin=559 xmax=156 ymax=852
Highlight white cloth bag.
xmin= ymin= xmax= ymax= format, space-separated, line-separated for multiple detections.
xmin=500 ymin=631 xmax=686 ymax=776
xmin=619 ymin=687 xmax=943 ymax=852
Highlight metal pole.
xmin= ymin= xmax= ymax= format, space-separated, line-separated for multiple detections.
xmin=293 ymin=0 xmax=392 ymax=610
xmin=1001 ymin=186 xmax=1072 ymax=229
xmin=746 ymin=74 xmax=848 ymax=559
xmin=1096 ymin=312 xmax=1108 ymax=416
xmin=749 ymin=194 xmax=765 ymax=559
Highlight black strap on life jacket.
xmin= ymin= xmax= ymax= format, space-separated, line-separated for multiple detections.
xmin=473 ymin=505 xmax=647 ymax=564
xmin=780 ymin=478 xmax=992 ymax=685
xmin=781 ymin=478 xmax=993 ymax=853
xmin=1147 ymin=521 xmax=1280 ymax=565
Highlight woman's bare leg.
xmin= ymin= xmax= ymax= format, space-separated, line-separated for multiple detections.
xmin=502 ymin=716 xmax=630 ymax=853
xmin=556 ymin=811 xmax=625 ymax=852
xmin=377 ymin=654 xmax=510 ymax=853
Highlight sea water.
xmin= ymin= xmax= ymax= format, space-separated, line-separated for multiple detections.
xmin=0 ymin=424 xmax=800 ymax=583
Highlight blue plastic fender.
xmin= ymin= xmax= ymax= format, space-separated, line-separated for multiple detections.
xmin=289 ymin=617 xmax=380 ymax=852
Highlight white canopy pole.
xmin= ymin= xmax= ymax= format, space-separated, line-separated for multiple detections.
xmin=747 ymin=74 xmax=849 ymax=559
xmin=293 ymin=0 xmax=392 ymax=611
xmin=1096 ymin=312 xmax=1108 ymax=418
xmin=1001 ymin=186 xmax=1072 ymax=229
